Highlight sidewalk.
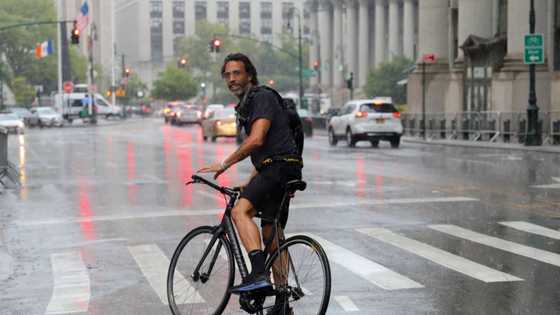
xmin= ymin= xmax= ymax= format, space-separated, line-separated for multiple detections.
xmin=313 ymin=128 xmax=560 ymax=154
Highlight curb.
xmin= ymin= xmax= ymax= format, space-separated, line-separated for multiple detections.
xmin=403 ymin=137 xmax=560 ymax=154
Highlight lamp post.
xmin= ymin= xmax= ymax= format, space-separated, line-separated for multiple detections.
xmin=289 ymin=7 xmax=305 ymax=110
xmin=526 ymin=0 xmax=541 ymax=146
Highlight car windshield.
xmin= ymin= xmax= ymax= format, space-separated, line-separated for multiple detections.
xmin=38 ymin=107 xmax=56 ymax=114
xmin=360 ymin=103 xmax=397 ymax=113
xmin=214 ymin=108 xmax=235 ymax=118
xmin=0 ymin=114 xmax=18 ymax=121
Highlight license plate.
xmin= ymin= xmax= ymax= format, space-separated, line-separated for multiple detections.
xmin=375 ymin=118 xmax=385 ymax=123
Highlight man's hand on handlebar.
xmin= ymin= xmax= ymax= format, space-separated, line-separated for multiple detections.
xmin=197 ymin=162 xmax=225 ymax=180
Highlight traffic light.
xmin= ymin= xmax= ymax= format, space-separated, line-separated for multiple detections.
xmin=71 ymin=20 xmax=80 ymax=45
xmin=313 ymin=60 xmax=320 ymax=71
xmin=124 ymin=68 xmax=131 ymax=77
xmin=209 ymin=38 xmax=221 ymax=53
xmin=178 ymin=57 xmax=188 ymax=68
xmin=346 ymin=72 xmax=354 ymax=90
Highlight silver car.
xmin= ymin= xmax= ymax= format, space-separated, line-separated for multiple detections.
xmin=0 ymin=113 xmax=25 ymax=134
xmin=29 ymin=107 xmax=64 ymax=128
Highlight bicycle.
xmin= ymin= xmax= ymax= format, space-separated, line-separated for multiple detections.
xmin=167 ymin=174 xmax=331 ymax=315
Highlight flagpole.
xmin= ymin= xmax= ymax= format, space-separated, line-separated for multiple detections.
xmin=56 ymin=0 xmax=63 ymax=98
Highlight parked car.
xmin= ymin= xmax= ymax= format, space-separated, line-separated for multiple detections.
xmin=202 ymin=107 xmax=237 ymax=142
xmin=327 ymin=98 xmax=403 ymax=148
xmin=297 ymin=109 xmax=314 ymax=137
xmin=0 ymin=113 xmax=25 ymax=134
xmin=173 ymin=105 xmax=203 ymax=125
xmin=29 ymin=107 xmax=64 ymax=128
xmin=8 ymin=107 xmax=33 ymax=126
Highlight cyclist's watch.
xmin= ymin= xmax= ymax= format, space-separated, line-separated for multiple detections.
xmin=220 ymin=158 xmax=229 ymax=171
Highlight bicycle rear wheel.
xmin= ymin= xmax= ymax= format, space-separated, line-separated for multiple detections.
xmin=167 ymin=226 xmax=235 ymax=315
xmin=264 ymin=235 xmax=331 ymax=315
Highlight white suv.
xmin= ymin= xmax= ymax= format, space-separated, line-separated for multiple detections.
xmin=328 ymin=98 xmax=403 ymax=148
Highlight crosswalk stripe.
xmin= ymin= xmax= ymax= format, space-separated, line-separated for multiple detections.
xmin=358 ymin=228 xmax=523 ymax=283
xmin=300 ymin=233 xmax=424 ymax=290
xmin=45 ymin=252 xmax=90 ymax=314
xmin=334 ymin=296 xmax=360 ymax=312
xmin=429 ymin=225 xmax=560 ymax=268
xmin=498 ymin=221 xmax=560 ymax=240
xmin=128 ymin=244 xmax=204 ymax=305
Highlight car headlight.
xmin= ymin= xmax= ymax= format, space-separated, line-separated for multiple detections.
xmin=17 ymin=121 xmax=24 ymax=128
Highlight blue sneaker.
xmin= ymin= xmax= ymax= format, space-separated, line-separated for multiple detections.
xmin=230 ymin=273 xmax=272 ymax=294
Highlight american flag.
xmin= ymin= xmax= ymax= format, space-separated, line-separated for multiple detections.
xmin=76 ymin=1 xmax=89 ymax=32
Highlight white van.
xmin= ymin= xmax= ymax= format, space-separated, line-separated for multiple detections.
xmin=54 ymin=92 xmax=122 ymax=122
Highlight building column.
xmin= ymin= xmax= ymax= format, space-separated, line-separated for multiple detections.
xmin=318 ymin=1 xmax=333 ymax=88
xmin=358 ymin=0 xmax=370 ymax=86
xmin=309 ymin=1 xmax=320 ymax=87
xmin=403 ymin=0 xmax=415 ymax=59
xmin=374 ymin=0 xmax=386 ymax=67
xmin=418 ymin=0 xmax=448 ymax=62
xmin=332 ymin=0 xmax=344 ymax=88
xmin=346 ymin=0 xmax=359 ymax=86
xmin=457 ymin=0 xmax=493 ymax=60
xmin=388 ymin=0 xmax=401 ymax=59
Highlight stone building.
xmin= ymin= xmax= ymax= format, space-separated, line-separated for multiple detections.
xmin=407 ymin=0 xmax=560 ymax=115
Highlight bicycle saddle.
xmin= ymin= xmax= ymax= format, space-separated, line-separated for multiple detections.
xmin=286 ymin=180 xmax=306 ymax=192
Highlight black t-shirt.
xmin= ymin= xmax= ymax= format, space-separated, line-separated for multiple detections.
xmin=242 ymin=88 xmax=298 ymax=167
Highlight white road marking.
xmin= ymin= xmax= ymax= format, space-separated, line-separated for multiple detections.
xmin=531 ymin=177 xmax=560 ymax=189
xmin=15 ymin=196 xmax=478 ymax=226
xmin=301 ymin=233 xmax=424 ymax=290
xmin=45 ymin=252 xmax=90 ymax=314
xmin=429 ymin=225 xmax=560 ymax=268
xmin=128 ymin=244 xmax=204 ymax=305
xmin=358 ymin=228 xmax=522 ymax=283
xmin=499 ymin=221 xmax=560 ymax=240
xmin=334 ymin=296 xmax=360 ymax=312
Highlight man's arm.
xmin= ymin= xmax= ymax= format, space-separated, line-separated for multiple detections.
xmin=197 ymin=118 xmax=271 ymax=179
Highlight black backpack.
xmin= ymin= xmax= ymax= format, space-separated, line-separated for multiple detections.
xmin=240 ymin=85 xmax=304 ymax=156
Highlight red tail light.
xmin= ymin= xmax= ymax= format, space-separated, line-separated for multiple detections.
xmin=216 ymin=120 xmax=223 ymax=126
xmin=355 ymin=111 xmax=368 ymax=118
xmin=392 ymin=112 xmax=401 ymax=118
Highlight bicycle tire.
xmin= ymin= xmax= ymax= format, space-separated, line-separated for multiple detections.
xmin=167 ymin=226 xmax=235 ymax=315
xmin=264 ymin=235 xmax=332 ymax=315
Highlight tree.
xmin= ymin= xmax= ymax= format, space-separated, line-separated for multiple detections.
xmin=364 ymin=57 xmax=413 ymax=105
xmin=119 ymin=73 xmax=148 ymax=105
xmin=10 ymin=76 xmax=35 ymax=105
xmin=151 ymin=65 xmax=197 ymax=101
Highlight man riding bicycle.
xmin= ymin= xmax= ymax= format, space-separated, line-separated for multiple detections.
xmin=198 ymin=53 xmax=303 ymax=314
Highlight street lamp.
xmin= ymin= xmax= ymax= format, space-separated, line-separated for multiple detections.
xmin=526 ymin=0 xmax=541 ymax=146
xmin=288 ymin=7 xmax=305 ymax=110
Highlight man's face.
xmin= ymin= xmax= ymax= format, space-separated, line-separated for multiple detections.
xmin=223 ymin=60 xmax=252 ymax=98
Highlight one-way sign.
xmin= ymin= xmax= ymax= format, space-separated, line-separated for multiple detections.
xmin=524 ymin=33 xmax=544 ymax=65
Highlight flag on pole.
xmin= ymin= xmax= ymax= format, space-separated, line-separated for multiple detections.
xmin=76 ymin=1 xmax=90 ymax=32
xmin=35 ymin=40 xmax=54 ymax=59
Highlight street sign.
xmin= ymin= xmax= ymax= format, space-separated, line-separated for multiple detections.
xmin=302 ymin=68 xmax=317 ymax=78
xmin=524 ymin=33 xmax=545 ymax=65
xmin=63 ymin=81 xmax=74 ymax=93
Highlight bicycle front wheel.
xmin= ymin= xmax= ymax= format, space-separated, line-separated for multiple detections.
xmin=264 ymin=235 xmax=332 ymax=315
xmin=167 ymin=226 xmax=235 ymax=315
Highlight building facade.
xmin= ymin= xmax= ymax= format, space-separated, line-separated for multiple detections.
xmin=407 ymin=0 xmax=560 ymax=115
xmin=307 ymin=0 xmax=419 ymax=104
xmin=115 ymin=0 xmax=309 ymax=86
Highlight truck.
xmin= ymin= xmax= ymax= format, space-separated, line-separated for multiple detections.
xmin=54 ymin=92 xmax=123 ymax=123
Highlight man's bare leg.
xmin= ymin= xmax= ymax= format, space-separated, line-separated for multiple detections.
xmin=231 ymin=198 xmax=261 ymax=252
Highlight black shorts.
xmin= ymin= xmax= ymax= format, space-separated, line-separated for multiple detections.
xmin=240 ymin=162 xmax=302 ymax=228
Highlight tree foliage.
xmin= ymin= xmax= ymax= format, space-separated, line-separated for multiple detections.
xmin=364 ymin=57 xmax=413 ymax=105
xmin=173 ymin=21 xmax=309 ymax=104
xmin=11 ymin=76 xmax=35 ymax=104
xmin=0 ymin=0 xmax=89 ymax=96
xmin=151 ymin=65 xmax=198 ymax=101
xmin=120 ymin=73 xmax=148 ymax=105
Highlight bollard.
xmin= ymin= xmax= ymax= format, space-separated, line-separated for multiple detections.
xmin=440 ymin=119 xmax=446 ymax=139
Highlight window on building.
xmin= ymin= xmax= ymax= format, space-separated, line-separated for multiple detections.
xmin=195 ymin=1 xmax=207 ymax=21
xmin=261 ymin=18 xmax=272 ymax=35
xmin=173 ymin=21 xmax=185 ymax=34
xmin=239 ymin=2 xmax=251 ymax=19
xmin=217 ymin=1 xmax=229 ymax=23
xmin=150 ymin=0 xmax=163 ymax=18
xmin=173 ymin=1 xmax=185 ymax=19
xmin=261 ymin=2 xmax=273 ymax=19
xmin=150 ymin=1 xmax=163 ymax=64
xmin=554 ymin=1 xmax=560 ymax=70
xmin=239 ymin=20 xmax=251 ymax=34
xmin=497 ymin=0 xmax=508 ymax=36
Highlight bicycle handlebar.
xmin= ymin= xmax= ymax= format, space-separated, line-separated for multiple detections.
xmin=188 ymin=174 xmax=238 ymax=197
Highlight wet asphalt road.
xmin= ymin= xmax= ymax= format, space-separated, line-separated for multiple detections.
xmin=2 ymin=117 xmax=560 ymax=315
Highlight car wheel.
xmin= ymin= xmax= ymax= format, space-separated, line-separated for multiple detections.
xmin=328 ymin=128 xmax=337 ymax=146
xmin=390 ymin=136 xmax=401 ymax=148
xmin=346 ymin=128 xmax=356 ymax=148
xmin=370 ymin=140 xmax=380 ymax=148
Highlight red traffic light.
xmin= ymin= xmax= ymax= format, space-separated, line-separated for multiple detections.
xmin=213 ymin=39 xmax=221 ymax=47
xmin=313 ymin=60 xmax=320 ymax=70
